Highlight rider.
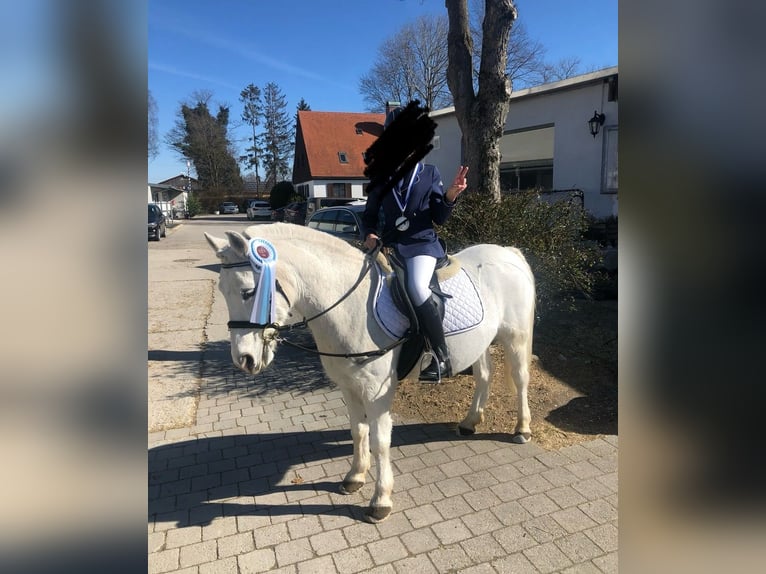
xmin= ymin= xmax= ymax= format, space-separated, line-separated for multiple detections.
xmin=362 ymin=106 xmax=468 ymax=382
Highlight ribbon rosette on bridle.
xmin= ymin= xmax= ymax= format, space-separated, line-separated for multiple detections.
xmin=247 ymin=238 xmax=278 ymax=326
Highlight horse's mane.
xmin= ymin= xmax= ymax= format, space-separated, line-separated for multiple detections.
xmin=242 ymin=222 xmax=365 ymax=262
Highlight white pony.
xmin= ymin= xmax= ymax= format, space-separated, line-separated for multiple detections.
xmin=205 ymin=223 xmax=535 ymax=522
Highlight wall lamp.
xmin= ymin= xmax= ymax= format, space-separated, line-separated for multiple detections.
xmin=588 ymin=110 xmax=606 ymax=138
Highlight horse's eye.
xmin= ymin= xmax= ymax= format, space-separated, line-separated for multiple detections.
xmin=241 ymin=288 xmax=255 ymax=300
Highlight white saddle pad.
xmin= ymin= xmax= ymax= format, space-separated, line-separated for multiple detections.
xmin=373 ymin=264 xmax=484 ymax=339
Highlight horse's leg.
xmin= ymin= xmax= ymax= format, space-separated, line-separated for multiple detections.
xmin=503 ymin=337 xmax=532 ymax=443
xmin=457 ymin=348 xmax=493 ymax=436
xmin=339 ymin=388 xmax=370 ymax=494
xmin=364 ymin=402 xmax=394 ymax=523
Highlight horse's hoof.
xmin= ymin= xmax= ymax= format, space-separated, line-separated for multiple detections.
xmin=511 ymin=432 xmax=531 ymax=444
xmin=363 ymin=506 xmax=392 ymax=523
xmin=339 ymin=480 xmax=365 ymax=494
xmin=457 ymin=426 xmax=475 ymax=436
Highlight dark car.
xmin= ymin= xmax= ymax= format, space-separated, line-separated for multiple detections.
xmin=148 ymin=203 xmax=166 ymax=241
xmin=306 ymin=204 xmax=372 ymax=249
xmin=271 ymin=206 xmax=286 ymax=222
xmin=283 ymin=201 xmax=307 ymax=225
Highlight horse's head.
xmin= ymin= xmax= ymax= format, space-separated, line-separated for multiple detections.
xmin=205 ymin=230 xmax=293 ymax=375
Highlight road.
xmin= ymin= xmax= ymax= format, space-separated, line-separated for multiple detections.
xmin=148 ymin=214 xmax=270 ymax=431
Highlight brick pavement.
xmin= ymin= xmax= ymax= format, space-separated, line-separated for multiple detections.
xmin=149 ymin=325 xmax=617 ymax=574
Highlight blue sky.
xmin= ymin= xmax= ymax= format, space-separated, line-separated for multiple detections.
xmin=148 ymin=0 xmax=617 ymax=183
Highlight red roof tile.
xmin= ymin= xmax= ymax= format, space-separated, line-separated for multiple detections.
xmin=295 ymin=111 xmax=384 ymax=180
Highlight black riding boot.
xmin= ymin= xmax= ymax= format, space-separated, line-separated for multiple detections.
xmin=414 ymin=297 xmax=452 ymax=382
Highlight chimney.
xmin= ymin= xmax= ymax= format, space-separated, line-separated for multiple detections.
xmin=385 ymin=100 xmax=401 ymax=116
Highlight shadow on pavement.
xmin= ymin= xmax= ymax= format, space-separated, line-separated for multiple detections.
xmin=148 ymin=423 xmax=529 ymax=527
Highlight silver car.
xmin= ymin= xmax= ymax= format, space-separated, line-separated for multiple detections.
xmin=220 ymin=201 xmax=239 ymax=214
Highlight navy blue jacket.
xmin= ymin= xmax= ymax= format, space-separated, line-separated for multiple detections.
xmin=362 ymin=163 xmax=455 ymax=258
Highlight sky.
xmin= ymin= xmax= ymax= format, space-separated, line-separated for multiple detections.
xmin=148 ymin=0 xmax=618 ymax=184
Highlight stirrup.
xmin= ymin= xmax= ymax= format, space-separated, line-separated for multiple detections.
xmin=418 ymin=352 xmax=447 ymax=384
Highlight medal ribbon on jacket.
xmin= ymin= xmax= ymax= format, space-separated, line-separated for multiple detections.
xmin=247 ymin=238 xmax=278 ymax=325
xmin=393 ymin=163 xmax=420 ymax=231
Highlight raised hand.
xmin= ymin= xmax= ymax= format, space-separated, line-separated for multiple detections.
xmin=446 ymin=165 xmax=469 ymax=203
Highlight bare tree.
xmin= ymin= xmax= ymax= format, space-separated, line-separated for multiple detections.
xmin=148 ymin=89 xmax=159 ymax=160
xmin=360 ymin=14 xmax=452 ymax=111
xmin=446 ymin=0 xmax=518 ymax=202
xmin=539 ymin=55 xmax=583 ymax=84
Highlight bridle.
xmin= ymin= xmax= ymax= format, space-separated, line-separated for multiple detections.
xmin=220 ymin=253 xmax=408 ymax=359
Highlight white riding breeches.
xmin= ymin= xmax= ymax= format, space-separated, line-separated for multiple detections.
xmin=405 ymin=255 xmax=437 ymax=307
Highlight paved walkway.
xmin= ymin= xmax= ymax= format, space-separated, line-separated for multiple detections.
xmin=148 ymin=223 xmax=617 ymax=574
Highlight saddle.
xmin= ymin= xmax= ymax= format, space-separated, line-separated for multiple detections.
xmin=376 ymin=246 xmax=461 ymax=380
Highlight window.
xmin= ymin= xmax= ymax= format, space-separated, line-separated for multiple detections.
xmin=328 ymin=183 xmax=348 ymax=198
xmin=335 ymin=210 xmax=358 ymax=235
xmin=355 ymin=127 xmax=363 ymax=135
xmin=338 ymin=152 xmax=348 ymax=163
xmin=500 ymin=163 xmax=553 ymax=191
xmin=602 ymin=127 xmax=618 ymax=193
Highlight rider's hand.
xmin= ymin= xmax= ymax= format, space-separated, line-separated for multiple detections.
xmin=364 ymin=234 xmax=380 ymax=251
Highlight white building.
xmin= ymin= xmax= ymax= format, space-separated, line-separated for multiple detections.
xmin=426 ymin=66 xmax=618 ymax=219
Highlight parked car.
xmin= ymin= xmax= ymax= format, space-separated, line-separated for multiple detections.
xmin=305 ymin=197 xmax=360 ymax=224
xmin=148 ymin=203 xmax=166 ymax=241
xmin=306 ymin=204 xmax=370 ymax=249
xmin=247 ymin=200 xmax=272 ymax=221
xmin=283 ymin=201 xmax=307 ymax=225
xmin=271 ymin=206 xmax=286 ymax=222
xmin=219 ymin=201 xmax=239 ymax=214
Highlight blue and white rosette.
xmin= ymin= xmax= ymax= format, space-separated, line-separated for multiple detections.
xmin=247 ymin=238 xmax=278 ymax=325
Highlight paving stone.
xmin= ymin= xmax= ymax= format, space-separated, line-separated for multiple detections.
xmin=199 ymin=556 xmax=238 ymax=574
xmin=492 ymin=500 xmax=533 ymax=526
xmin=166 ymin=526 xmax=202 ymax=549
xmin=407 ymin=483 xmax=444 ymax=504
xmin=524 ymin=540 xmax=573 ymax=573
xmin=456 ymin=563 xmax=496 ymax=574
xmin=343 ymin=521 xmax=382 ymax=547
xmin=400 ymin=528 xmax=440 ymax=554
xmin=523 ymin=515 xmax=569 ymax=544
xmin=551 ymin=507 xmax=598 ymax=534
xmin=493 ymin=524 xmax=537 ymax=554
xmin=460 ymin=532 xmax=508 ymax=562
xmin=492 ymin=552 xmax=539 ymax=574
xmin=434 ymin=495 xmax=474 ymax=519
xmin=148 ymin=547 xmax=179 ymax=574
xmin=519 ymin=493 xmax=560 ymax=517
xmin=309 ymin=529 xmax=349 ymax=555
xmin=332 ymin=546 xmax=375 ymax=574
xmin=432 ymin=517 xmax=474 ymax=545
xmin=490 ymin=479 xmax=527 ymax=502
xmin=547 ymin=485 xmax=588 ymax=509
xmin=566 ymin=461 xmax=603 ymax=480
xmin=393 ymin=554 xmax=438 ymax=574
xmin=238 ymin=548 xmax=276 ymax=574
xmin=404 ymin=503 xmax=442 ymax=528
xmin=428 ymin=544 xmax=473 ymax=572
xmin=463 ymin=487 xmax=503 ymax=512
xmin=572 ymin=478 xmax=613 ymax=501
xmin=179 ymin=540 xmax=218 ymax=568
xmin=517 ymin=473 xmax=555 ymax=495
xmin=541 ymin=466 xmax=580 ymax=487
xmin=375 ymin=511 xmax=413 ymax=538
xmin=579 ymin=499 xmax=618 ymax=524
xmin=217 ymin=531 xmax=255 ymax=558
xmin=461 ymin=508 xmax=503 ymax=536
xmin=555 ymin=531 xmax=604 ymax=563
xmin=275 ymin=537 xmax=314 ymax=567
xmin=584 ymin=523 xmax=618 ymax=553
xmin=297 ymin=555 xmax=336 ymax=574
xmin=202 ymin=516 xmax=237 ymax=541
xmin=367 ymin=536 xmax=409 ymax=565
xmin=561 ymin=562 xmax=602 ymax=574
xmin=253 ymin=522 xmax=290 ymax=548
xmin=593 ymin=551 xmax=618 ymax=573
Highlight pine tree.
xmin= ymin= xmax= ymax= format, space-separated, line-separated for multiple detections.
xmin=239 ymin=84 xmax=263 ymax=185
xmin=259 ymin=82 xmax=292 ymax=187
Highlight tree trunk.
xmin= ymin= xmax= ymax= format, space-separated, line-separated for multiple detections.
xmin=445 ymin=0 xmax=517 ymax=203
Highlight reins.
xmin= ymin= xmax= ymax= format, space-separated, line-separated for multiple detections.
xmin=221 ymin=247 xmax=409 ymax=359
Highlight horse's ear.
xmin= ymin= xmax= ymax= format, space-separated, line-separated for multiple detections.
xmin=224 ymin=231 xmax=249 ymax=258
xmin=204 ymin=232 xmax=228 ymax=254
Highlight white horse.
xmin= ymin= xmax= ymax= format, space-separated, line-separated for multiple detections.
xmin=205 ymin=223 xmax=536 ymax=522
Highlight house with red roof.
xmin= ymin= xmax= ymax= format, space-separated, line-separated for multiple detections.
xmin=292 ymin=107 xmax=395 ymax=204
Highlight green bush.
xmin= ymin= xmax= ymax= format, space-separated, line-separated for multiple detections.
xmin=269 ymin=181 xmax=297 ymax=209
xmin=186 ymin=194 xmax=202 ymax=218
xmin=438 ymin=191 xmax=602 ymax=312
